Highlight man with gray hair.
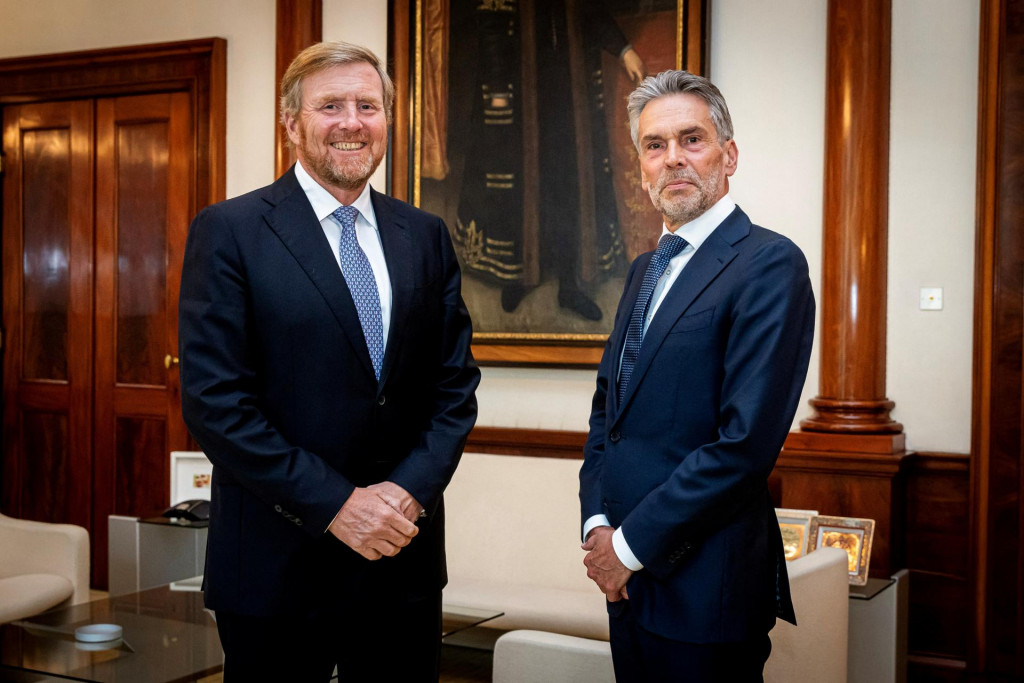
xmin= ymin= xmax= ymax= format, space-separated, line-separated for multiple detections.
xmin=579 ymin=70 xmax=814 ymax=681
xmin=179 ymin=41 xmax=479 ymax=681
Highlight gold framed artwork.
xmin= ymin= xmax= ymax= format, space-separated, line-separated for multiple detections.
xmin=388 ymin=0 xmax=710 ymax=366
xmin=775 ymin=508 xmax=818 ymax=562
xmin=808 ymin=515 xmax=876 ymax=586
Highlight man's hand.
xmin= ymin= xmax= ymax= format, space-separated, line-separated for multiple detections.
xmin=582 ymin=526 xmax=632 ymax=602
xmin=620 ymin=48 xmax=647 ymax=84
xmin=368 ymin=481 xmax=424 ymax=523
xmin=328 ymin=487 xmax=419 ymax=560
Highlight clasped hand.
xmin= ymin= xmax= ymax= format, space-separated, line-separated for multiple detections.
xmin=328 ymin=482 xmax=423 ymax=560
xmin=582 ymin=526 xmax=633 ymax=602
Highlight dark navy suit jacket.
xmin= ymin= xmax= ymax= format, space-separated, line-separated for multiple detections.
xmin=179 ymin=168 xmax=479 ymax=617
xmin=580 ymin=206 xmax=814 ymax=643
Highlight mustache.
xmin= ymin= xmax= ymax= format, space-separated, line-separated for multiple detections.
xmin=653 ymin=171 xmax=701 ymax=193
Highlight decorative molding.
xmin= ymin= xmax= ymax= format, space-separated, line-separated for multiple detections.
xmin=466 ymin=426 xmax=585 ymax=460
xmin=0 ymin=38 xmax=227 ymax=206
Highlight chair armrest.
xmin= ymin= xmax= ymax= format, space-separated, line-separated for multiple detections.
xmin=0 ymin=514 xmax=90 ymax=604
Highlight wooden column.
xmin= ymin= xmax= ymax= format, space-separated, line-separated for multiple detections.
xmin=801 ymin=0 xmax=900 ymax=435
xmin=275 ymin=0 xmax=322 ymax=178
xmin=775 ymin=0 xmax=907 ymax=580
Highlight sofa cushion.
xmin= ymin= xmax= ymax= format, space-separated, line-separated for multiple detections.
xmin=0 ymin=574 xmax=75 ymax=623
xmin=444 ymin=578 xmax=609 ymax=640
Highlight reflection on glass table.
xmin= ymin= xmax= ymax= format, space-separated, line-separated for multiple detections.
xmin=0 ymin=584 xmax=221 ymax=683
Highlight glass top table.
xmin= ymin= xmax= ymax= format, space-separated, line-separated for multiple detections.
xmin=0 ymin=583 xmax=221 ymax=683
xmin=441 ymin=603 xmax=504 ymax=639
xmin=1 ymin=582 xmax=504 ymax=682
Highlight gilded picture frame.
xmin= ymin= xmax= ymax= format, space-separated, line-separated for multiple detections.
xmin=775 ymin=508 xmax=818 ymax=562
xmin=808 ymin=515 xmax=876 ymax=586
xmin=388 ymin=0 xmax=710 ymax=366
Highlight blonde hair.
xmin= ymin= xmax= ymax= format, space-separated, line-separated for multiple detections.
xmin=279 ymin=41 xmax=395 ymax=126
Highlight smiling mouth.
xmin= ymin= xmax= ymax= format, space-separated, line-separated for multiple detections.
xmin=330 ymin=141 xmax=366 ymax=151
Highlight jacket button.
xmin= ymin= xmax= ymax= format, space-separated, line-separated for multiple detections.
xmin=274 ymin=505 xmax=282 ymax=513
xmin=377 ymin=395 xmax=386 ymax=406
xmin=609 ymin=431 xmax=621 ymax=443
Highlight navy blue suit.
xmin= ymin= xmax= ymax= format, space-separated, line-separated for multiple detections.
xmin=179 ymin=167 xmax=479 ymax=620
xmin=580 ymin=206 xmax=813 ymax=649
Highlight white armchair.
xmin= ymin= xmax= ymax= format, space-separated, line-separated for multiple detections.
xmin=0 ymin=513 xmax=90 ymax=623
xmin=765 ymin=547 xmax=850 ymax=683
xmin=492 ymin=547 xmax=851 ymax=683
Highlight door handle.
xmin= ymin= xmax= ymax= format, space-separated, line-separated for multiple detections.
xmin=164 ymin=354 xmax=180 ymax=369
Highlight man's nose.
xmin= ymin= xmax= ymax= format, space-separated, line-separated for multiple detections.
xmin=665 ymin=141 xmax=686 ymax=167
xmin=336 ymin=103 xmax=363 ymax=130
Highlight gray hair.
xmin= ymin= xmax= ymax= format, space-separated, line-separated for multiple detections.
xmin=627 ymin=70 xmax=733 ymax=150
xmin=279 ymin=41 xmax=395 ymax=126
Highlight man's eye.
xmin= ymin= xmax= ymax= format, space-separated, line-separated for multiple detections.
xmin=686 ymin=136 xmax=699 ymax=144
xmin=647 ymin=142 xmax=662 ymax=151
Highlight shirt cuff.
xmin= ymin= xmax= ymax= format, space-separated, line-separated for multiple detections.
xmin=582 ymin=514 xmax=611 ymax=543
xmin=612 ymin=527 xmax=644 ymax=571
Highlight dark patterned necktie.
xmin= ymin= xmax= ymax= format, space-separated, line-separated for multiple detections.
xmin=617 ymin=233 xmax=688 ymax=404
xmin=332 ymin=206 xmax=383 ymax=380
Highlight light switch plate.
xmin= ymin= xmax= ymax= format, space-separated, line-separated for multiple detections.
xmin=920 ymin=287 xmax=943 ymax=311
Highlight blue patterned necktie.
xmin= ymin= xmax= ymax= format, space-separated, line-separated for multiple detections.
xmin=617 ymin=233 xmax=689 ymax=404
xmin=332 ymin=205 xmax=384 ymax=380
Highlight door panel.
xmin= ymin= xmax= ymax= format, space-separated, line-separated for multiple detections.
xmin=1 ymin=101 xmax=94 ymax=530
xmin=92 ymin=92 xmax=193 ymax=586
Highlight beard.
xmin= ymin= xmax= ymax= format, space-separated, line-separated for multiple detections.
xmin=297 ymin=126 xmax=383 ymax=192
xmin=647 ymin=158 xmax=725 ymax=227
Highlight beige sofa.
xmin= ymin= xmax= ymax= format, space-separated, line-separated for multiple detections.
xmin=0 ymin=513 xmax=90 ymax=623
xmin=443 ymin=452 xmax=609 ymax=640
xmin=491 ymin=547 xmax=850 ymax=683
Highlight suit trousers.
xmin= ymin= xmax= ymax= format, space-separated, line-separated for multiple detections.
xmin=609 ymin=602 xmax=772 ymax=683
xmin=216 ymin=590 xmax=442 ymax=683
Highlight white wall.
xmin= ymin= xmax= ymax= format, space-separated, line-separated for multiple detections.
xmin=0 ymin=0 xmax=276 ymax=200
xmin=0 ymin=0 xmax=978 ymax=452
xmin=887 ymin=0 xmax=978 ymax=452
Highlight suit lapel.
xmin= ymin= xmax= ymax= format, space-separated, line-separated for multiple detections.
xmin=371 ymin=190 xmax=414 ymax=387
xmin=261 ymin=169 xmax=377 ymax=382
xmin=615 ymin=208 xmax=750 ymax=418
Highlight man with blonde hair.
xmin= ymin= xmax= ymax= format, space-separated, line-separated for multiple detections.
xmin=180 ymin=41 xmax=479 ymax=681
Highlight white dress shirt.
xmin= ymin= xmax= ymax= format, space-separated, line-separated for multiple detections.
xmin=294 ymin=161 xmax=392 ymax=348
xmin=584 ymin=195 xmax=737 ymax=571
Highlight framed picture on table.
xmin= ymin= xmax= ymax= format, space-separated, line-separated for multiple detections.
xmin=170 ymin=451 xmax=213 ymax=504
xmin=775 ymin=508 xmax=818 ymax=562
xmin=808 ymin=515 xmax=876 ymax=586
xmin=388 ymin=0 xmax=710 ymax=366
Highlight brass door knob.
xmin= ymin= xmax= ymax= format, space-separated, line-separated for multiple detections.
xmin=164 ymin=354 xmax=180 ymax=369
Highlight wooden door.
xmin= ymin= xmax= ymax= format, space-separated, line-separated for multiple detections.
xmin=1 ymin=100 xmax=96 ymax=531
xmin=91 ymin=92 xmax=194 ymax=586
xmin=2 ymin=93 xmax=193 ymax=587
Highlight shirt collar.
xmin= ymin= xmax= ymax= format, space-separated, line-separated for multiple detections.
xmin=294 ymin=160 xmax=378 ymax=230
xmin=660 ymin=194 xmax=736 ymax=250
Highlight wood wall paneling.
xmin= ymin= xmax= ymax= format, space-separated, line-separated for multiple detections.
xmin=971 ymin=0 xmax=1024 ymax=676
xmin=274 ymin=0 xmax=322 ymax=178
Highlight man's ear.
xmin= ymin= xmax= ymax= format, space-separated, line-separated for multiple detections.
xmin=284 ymin=111 xmax=301 ymax=147
xmin=724 ymin=139 xmax=738 ymax=177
